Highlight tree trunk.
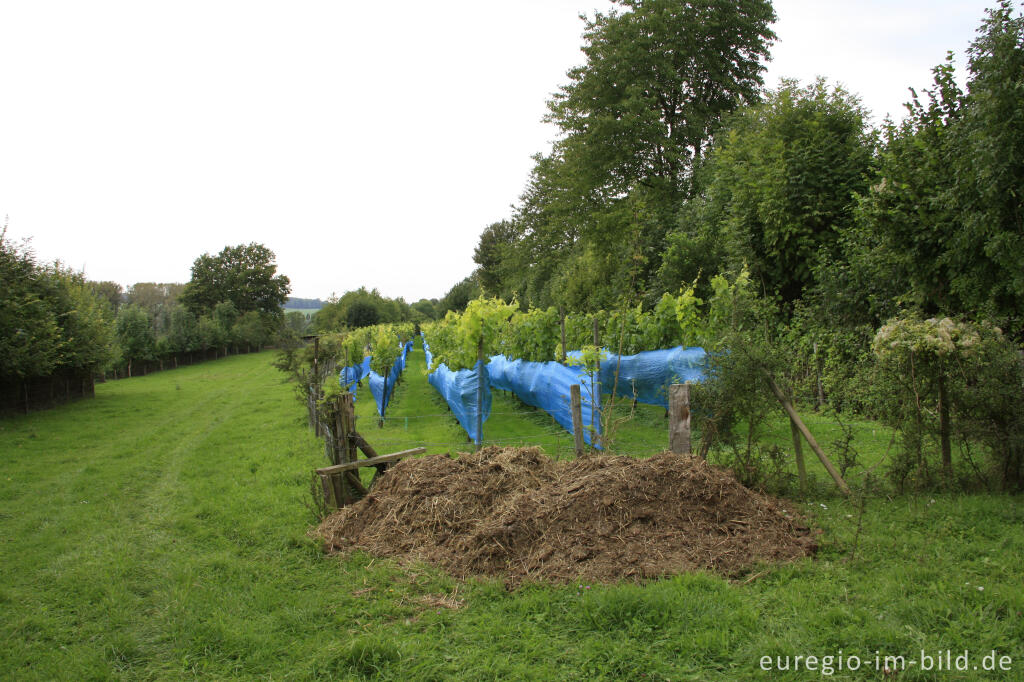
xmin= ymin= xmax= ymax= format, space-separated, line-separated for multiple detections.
xmin=938 ymin=373 xmax=952 ymax=479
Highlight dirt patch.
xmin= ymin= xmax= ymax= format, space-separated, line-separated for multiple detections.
xmin=317 ymin=446 xmax=817 ymax=586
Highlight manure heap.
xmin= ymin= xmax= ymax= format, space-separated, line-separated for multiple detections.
xmin=317 ymin=447 xmax=817 ymax=585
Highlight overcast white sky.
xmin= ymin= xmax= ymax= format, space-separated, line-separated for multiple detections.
xmin=0 ymin=0 xmax=1003 ymax=302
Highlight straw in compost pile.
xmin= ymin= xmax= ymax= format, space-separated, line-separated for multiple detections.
xmin=317 ymin=446 xmax=817 ymax=586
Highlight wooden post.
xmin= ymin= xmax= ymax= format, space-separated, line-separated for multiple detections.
xmin=339 ymin=392 xmax=357 ymax=463
xmin=669 ymin=383 xmax=691 ymax=455
xmin=475 ymin=333 xmax=484 ymax=450
xmin=378 ymin=369 xmax=388 ymax=427
xmin=938 ymin=373 xmax=951 ymax=479
xmin=570 ymin=383 xmax=584 ymax=457
xmin=591 ymin=318 xmax=601 ymax=449
xmin=766 ymin=374 xmax=851 ymax=496
xmin=320 ymin=473 xmax=338 ymax=510
xmin=312 ymin=335 xmax=320 ymax=383
xmin=790 ymin=417 xmax=807 ymax=491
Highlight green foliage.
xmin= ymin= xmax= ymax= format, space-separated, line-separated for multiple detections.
xmin=233 ymin=311 xmax=270 ymax=350
xmin=689 ymin=269 xmax=780 ymax=466
xmin=284 ymin=310 xmax=309 ymax=335
xmin=504 ymin=307 xmax=561 ymax=363
xmin=125 ymin=282 xmax=184 ymax=313
xmin=368 ymin=325 xmax=402 ymax=377
xmin=312 ymin=287 xmax=414 ymax=333
xmin=1 ymin=232 xmax=94 ymax=379
xmin=474 ymin=220 xmax=518 ymax=298
xmin=855 ymin=1 xmax=1024 ymax=334
xmin=701 ymin=79 xmax=875 ymax=305
xmin=115 ymin=305 xmax=155 ymax=372
xmin=469 ymin=0 xmax=776 ymax=311
xmin=410 ymin=298 xmax=439 ymax=321
xmin=870 ymin=314 xmax=1024 ymax=491
xmin=57 ymin=275 xmax=116 ymax=373
xmin=87 ymin=280 xmax=124 ymax=314
xmin=438 ymin=274 xmax=482 ymax=315
xmin=180 ymin=243 xmax=289 ymax=317
xmin=166 ymin=305 xmax=199 ymax=353
xmin=425 ymin=298 xmax=517 ymax=371
xmin=548 ymin=0 xmax=776 ymax=198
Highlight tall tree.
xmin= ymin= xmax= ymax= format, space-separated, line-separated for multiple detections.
xmin=88 ymin=280 xmax=124 ymax=314
xmin=857 ymin=1 xmax=1024 ymax=334
xmin=1 ymin=228 xmax=114 ymax=383
xmin=682 ymin=79 xmax=874 ymax=306
xmin=115 ymin=305 xmax=154 ymax=377
xmin=476 ymin=0 xmax=776 ymax=309
xmin=951 ymin=0 xmax=1024 ymax=329
xmin=180 ymin=243 xmax=289 ymax=317
xmin=547 ymin=0 xmax=776 ymax=200
xmin=473 ymin=220 xmax=518 ymax=298
xmin=312 ymin=287 xmax=412 ymax=332
xmin=439 ymin=274 xmax=482 ymax=314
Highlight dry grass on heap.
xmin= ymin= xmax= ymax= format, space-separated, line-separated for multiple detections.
xmin=317 ymin=446 xmax=818 ymax=586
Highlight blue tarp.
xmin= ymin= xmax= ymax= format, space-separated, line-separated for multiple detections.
xmin=339 ymin=356 xmax=372 ymax=399
xmin=423 ymin=335 xmax=704 ymax=446
xmin=367 ymin=341 xmax=413 ymax=417
xmin=424 ymin=337 xmax=491 ymax=443
xmin=339 ymin=340 xmax=413 ymax=416
xmin=487 ymin=355 xmax=602 ymax=447
xmin=567 ymin=346 xmax=706 ymax=408
xmin=427 ymin=357 xmax=491 ymax=444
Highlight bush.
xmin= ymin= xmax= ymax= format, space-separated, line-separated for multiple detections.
xmin=872 ymin=314 xmax=1024 ymax=491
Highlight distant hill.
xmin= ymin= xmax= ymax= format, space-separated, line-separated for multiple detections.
xmin=284 ymin=297 xmax=324 ymax=310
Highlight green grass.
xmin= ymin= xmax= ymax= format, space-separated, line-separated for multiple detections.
xmin=1 ymin=350 xmax=1022 ymax=679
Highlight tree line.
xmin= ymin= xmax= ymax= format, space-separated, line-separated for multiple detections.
xmin=308 ymin=284 xmax=478 ymax=335
xmin=1 ymin=236 xmax=292 ymax=411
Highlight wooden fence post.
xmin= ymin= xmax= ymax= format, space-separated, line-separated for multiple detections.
xmin=669 ymin=383 xmax=691 ymax=455
xmin=475 ymin=334 xmax=484 ymax=450
xmin=790 ymin=417 xmax=807 ymax=491
xmin=570 ymin=384 xmax=584 ymax=457
xmin=766 ymin=374 xmax=851 ymax=496
xmin=592 ymin=318 xmax=601 ymax=449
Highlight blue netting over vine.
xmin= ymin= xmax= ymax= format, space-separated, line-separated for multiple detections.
xmin=567 ymin=346 xmax=706 ymax=408
xmin=424 ymin=336 xmax=704 ymax=446
xmin=487 ymin=355 xmax=602 ymax=447
xmin=339 ymin=341 xmax=413 ymax=416
xmin=367 ymin=341 xmax=413 ymax=417
xmin=424 ymin=337 xmax=491 ymax=443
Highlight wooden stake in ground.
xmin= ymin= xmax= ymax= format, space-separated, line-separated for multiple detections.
xmin=669 ymin=383 xmax=691 ymax=455
xmin=475 ymin=333 xmax=484 ymax=451
xmin=790 ymin=417 xmax=807 ymax=491
xmin=570 ymin=383 xmax=584 ymax=457
xmin=765 ymin=374 xmax=850 ymax=496
xmin=592 ymin=318 xmax=601 ymax=449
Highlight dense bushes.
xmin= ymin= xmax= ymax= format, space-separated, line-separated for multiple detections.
xmin=1 ymin=229 xmax=114 ymax=411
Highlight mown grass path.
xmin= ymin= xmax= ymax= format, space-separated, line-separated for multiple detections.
xmin=2 ymin=351 xmax=1022 ymax=680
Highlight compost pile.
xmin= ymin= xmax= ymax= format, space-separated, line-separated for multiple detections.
xmin=317 ymin=447 xmax=817 ymax=585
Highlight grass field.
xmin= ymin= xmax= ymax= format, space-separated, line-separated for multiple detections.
xmin=2 ymin=348 xmax=1022 ymax=680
